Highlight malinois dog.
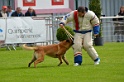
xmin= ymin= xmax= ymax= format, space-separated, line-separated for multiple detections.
xmin=22 ymin=39 xmax=73 ymax=68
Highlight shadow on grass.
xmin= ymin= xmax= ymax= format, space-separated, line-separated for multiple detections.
xmin=0 ymin=63 xmax=96 ymax=71
xmin=0 ymin=65 xmax=59 ymax=71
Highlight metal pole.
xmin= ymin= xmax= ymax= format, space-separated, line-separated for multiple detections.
xmin=75 ymin=0 xmax=78 ymax=9
xmin=51 ymin=13 xmax=54 ymax=44
xmin=9 ymin=0 xmax=11 ymax=5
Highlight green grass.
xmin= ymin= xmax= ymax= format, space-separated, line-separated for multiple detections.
xmin=0 ymin=43 xmax=124 ymax=82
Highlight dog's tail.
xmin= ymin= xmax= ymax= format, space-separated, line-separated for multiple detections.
xmin=22 ymin=44 xmax=38 ymax=50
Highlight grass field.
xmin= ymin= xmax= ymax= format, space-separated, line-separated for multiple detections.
xmin=0 ymin=42 xmax=124 ymax=82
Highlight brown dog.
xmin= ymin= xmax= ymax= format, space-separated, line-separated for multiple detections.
xmin=22 ymin=39 xmax=73 ymax=68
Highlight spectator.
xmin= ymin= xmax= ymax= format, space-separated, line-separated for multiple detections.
xmin=25 ymin=7 xmax=36 ymax=16
xmin=0 ymin=6 xmax=7 ymax=17
xmin=114 ymin=6 xmax=124 ymax=42
xmin=0 ymin=6 xmax=9 ymax=50
xmin=11 ymin=7 xmax=24 ymax=47
xmin=6 ymin=6 xmax=16 ymax=50
xmin=25 ymin=7 xmax=36 ymax=46
xmin=11 ymin=7 xmax=24 ymax=17
xmin=7 ymin=6 xmax=15 ymax=17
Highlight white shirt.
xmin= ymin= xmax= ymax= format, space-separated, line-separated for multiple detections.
xmin=8 ymin=10 xmax=15 ymax=17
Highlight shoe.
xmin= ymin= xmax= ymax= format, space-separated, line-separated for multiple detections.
xmin=94 ymin=59 xmax=100 ymax=65
xmin=74 ymin=63 xmax=80 ymax=66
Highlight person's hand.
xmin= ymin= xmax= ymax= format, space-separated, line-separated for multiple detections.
xmin=94 ymin=34 xmax=98 ymax=38
xmin=59 ymin=22 xmax=65 ymax=28
xmin=59 ymin=24 xmax=64 ymax=28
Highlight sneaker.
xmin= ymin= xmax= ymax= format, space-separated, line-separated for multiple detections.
xmin=94 ymin=59 xmax=100 ymax=65
xmin=74 ymin=63 xmax=79 ymax=66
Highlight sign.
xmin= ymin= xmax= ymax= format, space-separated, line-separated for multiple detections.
xmin=5 ymin=17 xmax=46 ymax=44
xmin=23 ymin=0 xmax=36 ymax=6
xmin=52 ymin=0 xmax=64 ymax=5
xmin=0 ymin=18 xmax=6 ymax=44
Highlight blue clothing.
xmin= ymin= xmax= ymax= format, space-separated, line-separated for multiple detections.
xmin=93 ymin=25 xmax=100 ymax=34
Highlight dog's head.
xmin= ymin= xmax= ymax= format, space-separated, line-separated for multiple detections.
xmin=66 ymin=38 xmax=74 ymax=44
xmin=60 ymin=38 xmax=74 ymax=49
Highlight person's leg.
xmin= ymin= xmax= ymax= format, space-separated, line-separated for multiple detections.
xmin=117 ymin=34 xmax=120 ymax=42
xmin=122 ymin=35 xmax=124 ymax=42
xmin=72 ymin=33 xmax=83 ymax=66
xmin=83 ymin=32 xmax=100 ymax=65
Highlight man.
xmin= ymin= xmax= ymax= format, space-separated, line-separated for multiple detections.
xmin=0 ymin=6 xmax=7 ymax=17
xmin=11 ymin=7 xmax=24 ymax=17
xmin=7 ymin=6 xmax=15 ymax=17
xmin=11 ymin=7 xmax=24 ymax=47
xmin=0 ymin=6 xmax=7 ymax=48
xmin=59 ymin=6 xmax=100 ymax=66
xmin=25 ymin=7 xmax=36 ymax=47
xmin=25 ymin=7 xmax=36 ymax=16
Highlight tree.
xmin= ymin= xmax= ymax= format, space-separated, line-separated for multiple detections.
xmin=89 ymin=0 xmax=103 ymax=46
xmin=89 ymin=0 xmax=102 ymax=37
xmin=56 ymin=26 xmax=74 ymax=41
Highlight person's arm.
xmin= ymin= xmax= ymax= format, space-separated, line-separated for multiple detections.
xmin=34 ymin=13 xmax=36 ymax=16
xmin=11 ymin=12 xmax=15 ymax=17
xmin=25 ymin=12 xmax=28 ymax=16
xmin=0 ymin=13 xmax=2 ymax=17
xmin=59 ymin=11 xmax=74 ymax=27
xmin=90 ymin=12 xmax=100 ymax=36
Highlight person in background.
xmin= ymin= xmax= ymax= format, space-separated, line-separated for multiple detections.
xmin=7 ymin=6 xmax=15 ymax=17
xmin=118 ymin=6 xmax=124 ymax=16
xmin=11 ymin=7 xmax=24 ymax=17
xmin=0 ymin=6 xmax=7 ymax=48
xmin=25 ymin=7 xmax=36 ymax=16
xmin=11 ymin=7 xmax=24 ymax=47
xmin=6 ymin=6 xmax=16 ymax=50
xmin=0 ymin=6 xmax=7 ymax=17
xmin=25 ymin=7 xmax=36 ymax=46
xmin=114 ymin=6 xmax=124 ymax=42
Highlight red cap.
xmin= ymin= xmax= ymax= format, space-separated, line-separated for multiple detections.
xmin=2 ymin=6 xmax=7 ymax=9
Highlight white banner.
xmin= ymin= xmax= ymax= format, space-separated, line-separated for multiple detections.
xmin=0 ymin=18 xmax=6 ymax=44
xmin=5 ymin=17 xmax=46 ymax=44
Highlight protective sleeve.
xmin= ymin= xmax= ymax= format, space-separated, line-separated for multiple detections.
xmin=89 ymin=11 xmax=100 ymax=27
xmin=93 ymin=25 xmax=100 ymax=34
xmin=60 ymin=11 xmax=74 ymax=24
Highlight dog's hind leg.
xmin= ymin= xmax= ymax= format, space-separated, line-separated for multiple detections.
xmin=62 ymin=55 xmax=69 ymax=65
xmin=34 ymin=57 xmax=44 ymax=68
xmin=34 ymin=52 xmax=45 ymax=68
xmin=28 ymin=56 xmax=36 ymax=67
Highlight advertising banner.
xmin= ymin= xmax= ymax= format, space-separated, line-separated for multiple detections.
xmin=0 ymin=18 xmax=6 ymax=45
xmin=5 ymin=17 xmax=46 ymax=44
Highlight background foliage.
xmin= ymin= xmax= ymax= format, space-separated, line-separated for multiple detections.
xmin=56 ymin=26 xmax=74 ymax=41
xmin=89 ymin=0 xmax=102 ymax=37
xmin=89 ymin=0 xmax=102 ymax=18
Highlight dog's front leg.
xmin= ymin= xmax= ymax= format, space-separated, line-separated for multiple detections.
xmin=57 ymin=55 xmax=63 ymax=66
xmin=62 ymin=55 xmax=69 ymax=65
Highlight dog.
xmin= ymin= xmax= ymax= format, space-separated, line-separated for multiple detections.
xmin=22 ymin=39 xmax=73 ymax=68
